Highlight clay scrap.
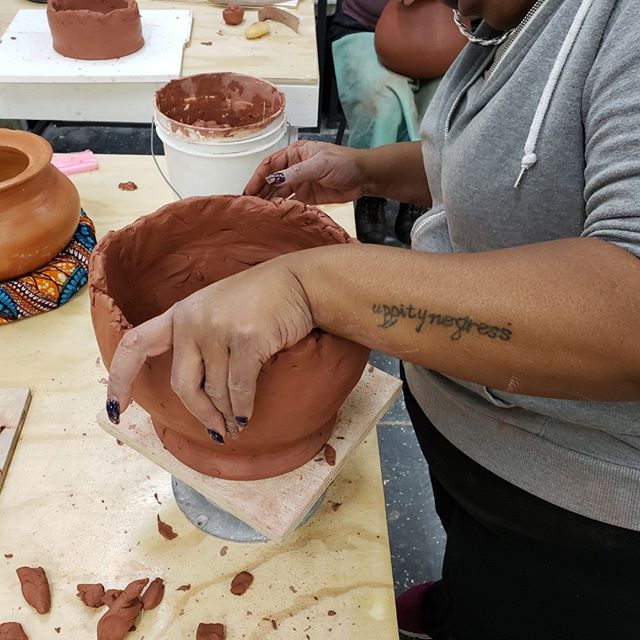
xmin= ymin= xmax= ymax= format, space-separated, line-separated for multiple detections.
xmin=230 ymin=571 xmax=253 ymax=596
xmin=16 ymin=566 xmax=51 ymax=614
xmin=117 ymin=181 xmax=137 ymax=192
xmin=324 ymin=444 xmax=336 ymax=466
xmin=96 ymin=578 xmax=148 ymax=640
xmin=197 ymin=623 xmax=225 ymax=640
xmin=141 ymin=578 xmax=164 ymax=610
xmin=258 ymin=6 xmax=300 ymax=33
xmin=0 ymin=623 xmax=27 ymax=640
xmin=222 ymin=5 xmax=244 ymax=26
xmin=102 ymin=589 xmax=123 ymax=608
xmin=157 ymin=515 xmax=178 ymax=540
xmin=77 ymin=583 xmax=106 ymax=607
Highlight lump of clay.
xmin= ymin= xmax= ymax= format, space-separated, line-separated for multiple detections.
xmin=230 ymin=571 xmax=253 ymax=596
xmin=0 ymin=623 xmax=28 ymax=640
xmin=197 ymin=623 xmax=225 ymax=640
xmin=90 ymin=196 xmax=369 ymax=480
xmin=141 ymin=578 xmax=164 ymax=610
xmin=16 ymin=566 xmax=51 ymax=614
xmin=97 ymin=579 xmax=147 ymax=640
xmin=101 ymin=589 xmax=123 ymax=608
xmin=222 ymin=5 xmax=244 ymax=25
xmin=77 ymin=583 xmax=106 ymax=607
xmin=47 ymin=0 xmax=144 ymax=61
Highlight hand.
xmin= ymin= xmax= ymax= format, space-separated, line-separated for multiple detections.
xmin=243 ymin=140 xmax=367 ymax=205
xmin=106 ymin=259 xmax=314 ymax=440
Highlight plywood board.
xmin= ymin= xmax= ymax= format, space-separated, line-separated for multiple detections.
xmin=0 ymin=388 xmax=31 ymax=490
xmin=98 ymin=366 xmax=401 ymax=543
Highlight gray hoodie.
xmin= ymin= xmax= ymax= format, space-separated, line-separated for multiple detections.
xmin=407 ymin=0 xmax=640 ymax=529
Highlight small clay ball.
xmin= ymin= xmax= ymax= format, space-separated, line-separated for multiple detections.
xmin=223 ymin=5 xmax=244 ymax=25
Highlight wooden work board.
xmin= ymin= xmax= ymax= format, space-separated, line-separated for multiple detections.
xmin=98 ymin=367 xmax=402 ymax=543
xmin=0 ymin=388 xmax=31 ymax=491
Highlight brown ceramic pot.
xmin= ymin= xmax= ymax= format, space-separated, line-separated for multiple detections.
xmin=47 ymin=0 xmax=144 ymax=61
xmin=0 ymin=129 xmax=80 ymax=282
xmin=375 ymin=0 xmax=467 ymax=79
xmin=90 ymin=196 xmax=370 ymax=480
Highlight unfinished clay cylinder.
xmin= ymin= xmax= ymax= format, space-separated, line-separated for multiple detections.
xmin=90 ymin=196 xmax=370 ymax=480
xmin=47 ymin=0 xmax=144 ymax=60
xmin=0 ymin=129 xmax=80 ymax=281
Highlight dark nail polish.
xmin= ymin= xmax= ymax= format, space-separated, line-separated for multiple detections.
xmin=207 ymin=428 xmax=225 ymax=444
xmin=106 ymin=398 xmax=120 ymax=425
xmin=235 ymin=416 xmax=248 ymax=428
xmin=266 ymin=172 xmax=285 ymax=185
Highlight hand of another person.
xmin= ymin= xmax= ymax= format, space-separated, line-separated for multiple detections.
xmin=244 ymin=140 xmax=367 ymax=204
xmin=106 ymin=259 xmax=314 ymax=441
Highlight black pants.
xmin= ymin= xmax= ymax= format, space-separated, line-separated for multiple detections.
xmin=401 ymin=367 xmax=640 ymax=640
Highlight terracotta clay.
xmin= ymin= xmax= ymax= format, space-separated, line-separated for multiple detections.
xmin=230 ymin=571 xmax=253 ymax=596
xmin=324 ymin=444 xmax=336 ymax=466
xmin=97 ymin=578 xmax=147 ymax=640
xmin=176 ymin=584 xmax=191 ymax=592
xmin=89 ymin=196 xmax=369 ymax=480
xmin=374 ymin=0 xmax=467 ymax=79
xmin=157 ymin=515 xmax=178 ymax=540
xmin=117 ymin=181 xmax=137 ymax=191
xmin=155 ymin=73 xmax=285 ymax=140
xmin=47 ymin=0 xmax=144 ymax=61
xmin=141 ymin=578 xmax=164 ymax=610
xmin=0 ymin=623 xmax=27 ymax=640
xmin=222 ymin=5 xmax=244 ymax=26
xmin=197 ymin=623 xmax=225 ymax=640
xmin=0 ymin=129 xmax=80 ymax=281
xmin=77 ymin=583 xmax=106 ymax=607
xmin=258 ymin=6 xmax=300 ymax=33
xmin=16 ymin=566 xmax=51 ymax=614
xmin=101 ymin=589 xmax=123 ymax=608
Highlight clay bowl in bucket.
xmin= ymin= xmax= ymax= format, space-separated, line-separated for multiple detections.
xmin=47 ymin=0 xmax=144 ymax=60
xmin=90 ymin=196 xmax=370 ymax=480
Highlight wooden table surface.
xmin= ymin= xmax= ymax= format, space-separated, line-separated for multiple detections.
xmin=0 ymin=155 xmax=398 ymax=639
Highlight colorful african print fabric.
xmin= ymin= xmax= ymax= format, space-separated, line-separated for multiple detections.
xmin=0 ymin=210 xmax=96 ymax=324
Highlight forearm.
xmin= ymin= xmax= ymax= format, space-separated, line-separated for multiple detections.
xmin=356 ymin=141 xmax=431 ymax=207
xmin=287 ymin=237 xmax=640 ymax=401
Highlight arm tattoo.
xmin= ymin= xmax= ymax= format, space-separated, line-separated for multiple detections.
xmin=372 ymin=303 xmax=512 ymax=341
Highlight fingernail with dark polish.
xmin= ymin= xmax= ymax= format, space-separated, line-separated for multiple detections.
xmin=235 ymin=416 xmax=248 ymax=429
xmin=265 ymin=172 xmax=286 ymax=185
xmin=207 ymin=428 xmax=225 ymax=444
xmin=106 ymin=398 xmax=120 ymax=425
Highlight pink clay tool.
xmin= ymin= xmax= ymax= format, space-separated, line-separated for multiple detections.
xmin=52 ymin=151 xmax=99 ymax=176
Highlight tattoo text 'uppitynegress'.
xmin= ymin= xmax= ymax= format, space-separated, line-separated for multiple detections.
xmin=372 ymin=303 xmax=512 ymax=341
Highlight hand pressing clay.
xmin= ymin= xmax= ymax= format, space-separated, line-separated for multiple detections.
xmin=0 ymin=623 xmax=28 ymax=640
xmin=97 ymin=578 xmax=148 ymax=640
xmin=101 ymin=589 xmax=123 ymax=608
xmin=230 ymin=571 xmax=253 ymax=596
xmin=197 ymin=623 xmax=225 ymax=640
xmin=222 ymin=5 xmax=244 ymax=25
xmin=77 ymin=583 xmax=106 ymax=607
xmin=16 ymin=567 xmax=51 ymax=614
xmin=141 ymin=578 xmax=165 ymax=610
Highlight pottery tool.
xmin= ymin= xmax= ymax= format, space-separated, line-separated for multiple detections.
xmin=97 ymin=366 xmax=401 ymax=543
xmin=0 ymin=388 xmax=31 ymax=492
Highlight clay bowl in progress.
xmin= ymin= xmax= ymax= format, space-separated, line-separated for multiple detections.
xmin=90 ymin=196 xmax=370 ymax=480
xmin=0 ymin=129 xmax=80 ymax=281
xmin=47 ymin=0 xmax=144 ymax=60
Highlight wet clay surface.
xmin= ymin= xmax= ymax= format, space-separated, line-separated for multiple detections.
xmin=47 ymin=0 xmax=144 ymax=61
xmin=0 ymin=623 xmax=27 ymax=640
xmin=97 ymin=578 xmax=147 ymax=640
xmin=77 ymin=583 xmax=105 ymax=607
xmin=223 ymin=5 xmax=244 ymax=25
xmin=16 ymin=567 xmax=51 ymax=614
xmin=230 ymin=571 xmax=253 ymax=596
xmin=90 ymin=196 xmax=369 ymax=480
xmin=140 ymin=578 xmax=164 ymax=610
xmin=197 ymin=623 xmax=225 ymax=640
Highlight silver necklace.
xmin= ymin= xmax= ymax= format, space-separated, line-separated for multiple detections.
xmin=453 ymin=10 xmax=513 ymax=47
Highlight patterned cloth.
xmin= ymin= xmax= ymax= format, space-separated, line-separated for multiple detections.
xmin=0 ymin=211 xmax=96 ymax=324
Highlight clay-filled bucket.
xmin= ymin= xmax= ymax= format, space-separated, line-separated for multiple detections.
xmin=154 ymin=73 xmax=291 ymax=197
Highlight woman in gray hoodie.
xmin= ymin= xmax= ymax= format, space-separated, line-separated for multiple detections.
xmin=107 ymin=1 xmax=640 ymax=637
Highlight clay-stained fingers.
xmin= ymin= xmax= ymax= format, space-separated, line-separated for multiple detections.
xmin=201 ymin=345 xmax=240 ymax=440
xmin=228 ymin=348 xmax=263 ymax=428
xmin=243 ymin=140 xmax=308 ymax=198
xmin=107 ymin=310 xmax=173 ymax=424
xmin=171 ymin=323 xmax=226 ymax=437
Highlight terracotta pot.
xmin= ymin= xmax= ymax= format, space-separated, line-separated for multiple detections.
xmin=90 ymin=196 xmax=370 ymax=480
xmin=0 ymin=129 xmax=80 ymax=282
xmin=375 ymin=0 xmax=467 ymax=79
xmin=47 ymin=0 xmax=144 ymax=61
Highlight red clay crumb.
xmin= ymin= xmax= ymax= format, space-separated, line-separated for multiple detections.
xmin=217 ymin=29 xmax=223 ymax=35
xmin=314 ymin=458 xmax=323 ymax=463
xmin=116 ymin=439 xmax=123 ymax=446
xmin=176 ymin=584 xmax=191 ymax=591
xmin=55 ymin=628 xmax=61 ymax=633
xmin=328 ymin=610 xmax=337 ymax=616
xmin=99 ymin=377 xmax=108 ymax=385
xmin=118 ymin=181 xmax=138 ymax=191
xmin=336 ymin=436 xmax=345 ymax=440
xmin=230 ymin=571 xmax=253 ymax=596
xmin=201 ymin=41 xmax=212 ymax=45
xmin=10 ymin=36 xmax=16 ymax=40
xmin=331 ymin=502 xmax=343 ymax=512
xmin=367 ymin=364 xmax=375 ymax=373
xmin=77 ymin=583 xmax=105 ymax=607
xmin=154 ymin=493 xmax=161 ymax=505
xmin=324 ymin=444 xmax=336 ymax=466
xmin=157 ymin=515 xmax=178 ymax=540
xmin=4 ymin=554 xmax=12 ymax=558
xmin=96 ymin=356 xmax=101 ymax=367
xmin=246 ymin=611 xmax=253 ymax=615
xmin=271 ymin=620 xmax=278 ymax=630
xmin=289 ymin=585 xmax=297 ymax=593
xmin=219 ymin=546 xmax=228 ymax=556
xmin=313 ymin=596 xmax=319 ymax=601
xmin=196 ymin=623 xmax=225 ymax=640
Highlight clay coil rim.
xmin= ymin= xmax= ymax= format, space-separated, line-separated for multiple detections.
xmin=155 ymin=72 xmax=286 ymax=141
xmin=48 ymin=0 xmax=137 ymax=18
xmin=0 ymin=130 xmax=53 ymax=193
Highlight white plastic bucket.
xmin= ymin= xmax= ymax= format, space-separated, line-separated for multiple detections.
xmin=154 ymin=73 xmax=294 ymax=197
